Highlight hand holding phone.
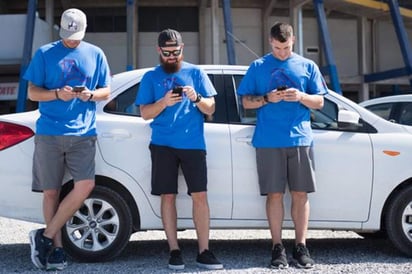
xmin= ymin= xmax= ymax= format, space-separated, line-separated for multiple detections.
xmin=172 ymin=86 xmax=183 ymax=96
xmin=73 ymin=86 xmax=85 ymax=93
xmin=276 ymin=85 xmax=288 ymax=91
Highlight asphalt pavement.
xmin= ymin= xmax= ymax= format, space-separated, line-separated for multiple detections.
xmin=0 ymin=217 xmax=410 ymax=273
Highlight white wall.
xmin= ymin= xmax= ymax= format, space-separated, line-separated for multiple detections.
xmin=302 ymin=18 xmax=320 ymax=64
xmin=85 ymin=33 xmax=127 ymax=74
xmin=137 ymin=32 xmax=159 ymax=68
xmin=0 ymin=15 xmax=51 ymax=101
xmin=376 ymin=20 xmax=412 ymax=71
xmin=0 ymin=15 xmax=25 ymax=62
xmin=328 ymin=18 xmax=360 ymax=78
xmin=33 ymin=16 xmax=52 ymax=53
xmin=0 ymin=15 xmax=51 ymax=63
xmin=202 ymin=8 xmax=263 ymax=66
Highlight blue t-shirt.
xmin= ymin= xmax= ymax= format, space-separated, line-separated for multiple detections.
xmin=23 ymin=40 xmax=111 ymax=136
xmin=237 ymin=53 xmax=328 ymax=148
xmin=135 ymin=62 xmax=217 ymax=150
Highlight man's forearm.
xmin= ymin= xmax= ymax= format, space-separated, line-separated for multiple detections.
xmin=242 ymin=95 xmax=267 ymax=109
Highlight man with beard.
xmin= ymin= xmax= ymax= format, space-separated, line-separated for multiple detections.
xmin=135 ymin=29 xmax=223 ymax=271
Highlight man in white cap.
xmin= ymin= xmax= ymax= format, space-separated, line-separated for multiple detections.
xmin=23 ymin=8 xmax=111 ymax=270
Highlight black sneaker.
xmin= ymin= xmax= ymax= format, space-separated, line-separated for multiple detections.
xmin=292 ymin=243 xmax=314 ymax=269
xmin=196 ymin=249 xmax=223 ymax=270
xmin=29 ymin=228 xmax=53 ymax=269
xmin=47 ymin=247 xmax=68 ymax=271
xmin=168 ymin=249 xmax=185 ymax=270
xmin=270 ymin=244 xmax=289 ymax=269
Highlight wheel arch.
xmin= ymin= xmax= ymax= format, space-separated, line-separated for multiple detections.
xmin=380 ymin=177 xmax=412 ymax=230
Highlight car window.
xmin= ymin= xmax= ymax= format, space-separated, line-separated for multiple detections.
xmin=103 ymin=74 xmax=359 ymax=133
xmin=104 ymin=74 xmax=223 ymax=121
xmin=310 ymin=99 xmax=339 ymax=129
xmin=234 ymin=87 xmax=341 ymax=130
xmin=208 ymin=74 xmax=225 ymax=123
xmin=233 ymin=74 xmax=257 ymax=124
xmin=220 ymin=74 xmax=241 ymax=123
xmin=398 ymin=103 xmax=412 ymax=125
xmin=104 ymin=83 xmax=141 ymax=116
xmin=364 ymin=103 xmax=393 ymax=121
xmin=104 ymin=72 xmax=246 ymax=124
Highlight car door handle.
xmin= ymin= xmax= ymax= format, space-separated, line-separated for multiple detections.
xmin=236 ymin=137 xmax=252 ymax=145
xmin=100 ymin=130 xmax=132 ymax=140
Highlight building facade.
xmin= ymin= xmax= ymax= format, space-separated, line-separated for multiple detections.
xmin=0 ymin=0 xmax=411 ymax=113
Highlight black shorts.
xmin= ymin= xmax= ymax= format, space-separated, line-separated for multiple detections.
xmin=149 ymin=144 xmax=207 ymax=195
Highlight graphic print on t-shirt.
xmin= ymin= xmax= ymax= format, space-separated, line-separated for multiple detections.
xmin=59 ymin=59 xmax=87 ymax=87
xmin=162 ymin=77 xmax=191 ymax=125
xmin=269 ymin=68 xmax=299 ymax=91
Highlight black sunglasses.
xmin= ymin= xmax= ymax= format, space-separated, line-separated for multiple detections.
xmin=160 ymin=48 xmax=182 ymax=57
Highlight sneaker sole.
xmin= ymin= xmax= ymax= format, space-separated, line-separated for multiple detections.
xmin=270 ymin=263 xmax=289 ymax=269
xmin=168 ymin=264 xmax=185 ymax=270
xmin=196 ymin=262 xmax=224 ymax=270
xmin=292 ymin=259 xmax=314 ymax=269
xmin=296 ymin=263 xmax=314 ymax=269
xmin=47 ymin=262 xmax=68 ymax=271
xmin=29 ymin=230 xmax=45 ymax=270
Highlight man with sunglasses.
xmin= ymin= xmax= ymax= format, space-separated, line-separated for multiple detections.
xmin=135 ymin=29 xmax=223 ymax=271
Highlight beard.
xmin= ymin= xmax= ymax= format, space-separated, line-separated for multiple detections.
xmin=160 ymin=54 xmax=183 ymax=74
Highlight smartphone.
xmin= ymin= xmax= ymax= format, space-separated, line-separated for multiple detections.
xmin=277 ymin=85 xmax=288 ymax=91
xmin=73 ymin=86 xmax=85 ymax=92
xmin=172 ymin=86 xmax=183 ymax=96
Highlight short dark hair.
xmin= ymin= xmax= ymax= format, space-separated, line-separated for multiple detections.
xmin=270 ymin=22 xmax=293 ymax=42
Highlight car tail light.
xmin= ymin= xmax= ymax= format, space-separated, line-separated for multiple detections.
xmin=0 ymin=121 xmax=34 ymax=151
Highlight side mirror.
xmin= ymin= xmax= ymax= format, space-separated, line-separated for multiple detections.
xmin=338 ymin=109 xmax=361 ymax=130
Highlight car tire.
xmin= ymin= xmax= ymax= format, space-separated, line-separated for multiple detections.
xmin=62 ymin=185 xmax=133 ymax=262
xmin=385 ymin=186 xmax=412 ymax=257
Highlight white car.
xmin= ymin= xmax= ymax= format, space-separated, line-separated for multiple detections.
xmin=360 ymin=94 xmax=412 ymax=133
xmin=1 ymin=65 xmax=412 ymax=261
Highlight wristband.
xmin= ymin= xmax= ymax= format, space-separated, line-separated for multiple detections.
xmin=194 ymin=93 xmax=202 ymax=103
xmin=55 ymin=89 xmax=60 ymax=100
xmin=88 ymin=93 xmax=94 ymax=101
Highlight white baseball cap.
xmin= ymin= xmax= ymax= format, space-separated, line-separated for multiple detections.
xmin=59 ymin=8 xmax=87 ymax=40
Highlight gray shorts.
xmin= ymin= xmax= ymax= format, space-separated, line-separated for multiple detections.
xmin=256 ymin=146 xmax=316 ymax=195
xmin=32 ymin=135 xmax=97 ymax=192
